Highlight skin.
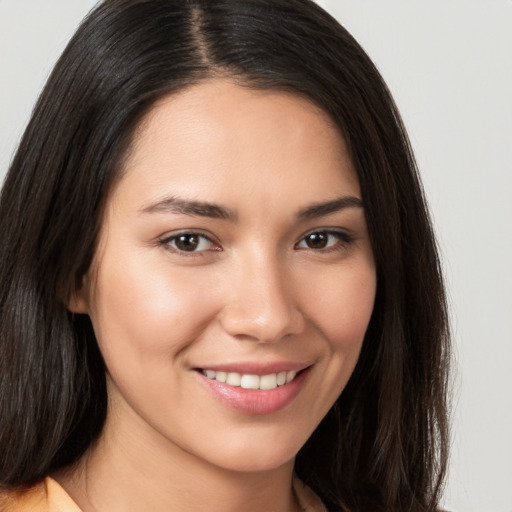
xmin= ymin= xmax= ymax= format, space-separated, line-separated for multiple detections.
xmin=61 ymin=79 xmax=377 ymax=512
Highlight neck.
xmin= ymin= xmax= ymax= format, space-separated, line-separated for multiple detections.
xmin=54 ymin=409 xmax=299 ymax=512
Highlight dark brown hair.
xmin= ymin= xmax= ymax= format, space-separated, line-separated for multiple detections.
xmin=0 ymin=1 xmax=450 ymax=510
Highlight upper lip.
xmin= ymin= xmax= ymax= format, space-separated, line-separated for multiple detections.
xmin=194 ymin=361 xmax=312 ymax=376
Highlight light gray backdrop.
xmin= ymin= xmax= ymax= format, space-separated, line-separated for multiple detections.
xmin=1 ymin=1 xmax=511 ymax=511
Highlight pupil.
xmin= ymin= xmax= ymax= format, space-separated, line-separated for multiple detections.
xmin=307 ymin=232 xmax=327 ymax=249
xmin=175 ymin=234 xmax=199 ymax=251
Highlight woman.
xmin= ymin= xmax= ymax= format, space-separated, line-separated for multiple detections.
xmin=0 ymin=1 xmax=450 ymax=511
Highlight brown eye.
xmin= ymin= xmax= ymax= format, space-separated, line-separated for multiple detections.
xmin=296 ymin=230 xmax=353 ymax=251
xmin=163 ymin=233 xmax=217 ymax=253
xmin=175 ymin=234 xmax=200 ymax=251
xmin=304 ymin=232 xmax=328 ymax=249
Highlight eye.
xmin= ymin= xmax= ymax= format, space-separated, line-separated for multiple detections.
xmin=160 ymin=232 xmax=219 ymax=253
xmin=295 ymin=230 xmax=353 ymax=251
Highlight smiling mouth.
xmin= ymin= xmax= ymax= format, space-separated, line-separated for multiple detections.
xmin=199 ymin=369 xmax=299 ymax=391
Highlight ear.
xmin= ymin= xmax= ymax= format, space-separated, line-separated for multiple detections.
xmin=66 ymin=276 xmax=90 ymax=314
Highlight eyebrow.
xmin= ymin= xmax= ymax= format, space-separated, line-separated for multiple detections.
xmin=140 ymin=196 xmax=237 ymax=221
xmin=297 ymin=196 xmax=364 ymax=219
xmin=140 ymin=195 xmax=363 ymax=221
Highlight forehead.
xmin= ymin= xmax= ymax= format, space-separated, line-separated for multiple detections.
xmin=113 ymin=79 xmax=360 ymax=213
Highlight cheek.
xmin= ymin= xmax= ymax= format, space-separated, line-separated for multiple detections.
xmin=292 ymin=263 xmax=376 ymax=427
xmin=306 ymin=264 xmax=376 ymax=352
xmin=88 ymin=251 xmax=222 ymax=362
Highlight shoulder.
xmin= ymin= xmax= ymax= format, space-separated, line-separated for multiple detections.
xmin=0 ymin=477 xmax=81 ymax=512
xmin=293 ymin=475 xmax=328 ymax=512
xmin=0 ymin=481 xmax=48 ymax=512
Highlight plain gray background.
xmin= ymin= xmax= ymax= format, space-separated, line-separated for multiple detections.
xmin=1 ymin=1 xmax=511 ymax=511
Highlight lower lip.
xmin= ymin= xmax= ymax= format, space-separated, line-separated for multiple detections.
xmin=196 ymin=369 xmax=309 ymax=415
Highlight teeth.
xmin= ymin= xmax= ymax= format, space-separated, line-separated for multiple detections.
xmin=240 ymin=374 xmax=260 ymax=389
xmin=202 ymin=370 xmax=299 ymax=389
xmin=215 ymin=371 xmax=227 ymax=383
xmin=226 ymin=372 xmax=241 ymax=386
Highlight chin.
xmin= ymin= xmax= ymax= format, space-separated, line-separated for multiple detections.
xmin=200 ymin=430 xmax=306 ymax=474
xmin=214 ymin=453 xmax=296 ymax=474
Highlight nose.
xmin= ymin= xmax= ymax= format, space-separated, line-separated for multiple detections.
xmin=219 ymin=254 xmax=305 ymax=343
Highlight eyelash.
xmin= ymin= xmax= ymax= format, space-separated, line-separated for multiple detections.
xmin=158 ymin=229 xmax=355 ymax=256
xmin=295 ymin=229 xmax=355 ymax=253
xmin=158 ymin=231 xmax=220 ymax=256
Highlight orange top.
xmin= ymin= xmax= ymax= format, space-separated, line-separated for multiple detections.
xmin=0 ymin=477 xmax=81 ymax=512
xmin=0 ymin=475 xmax=327 ymax=511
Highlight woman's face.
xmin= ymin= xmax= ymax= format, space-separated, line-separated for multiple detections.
xmin=73 ymin=80 xmax=376 ymax=473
